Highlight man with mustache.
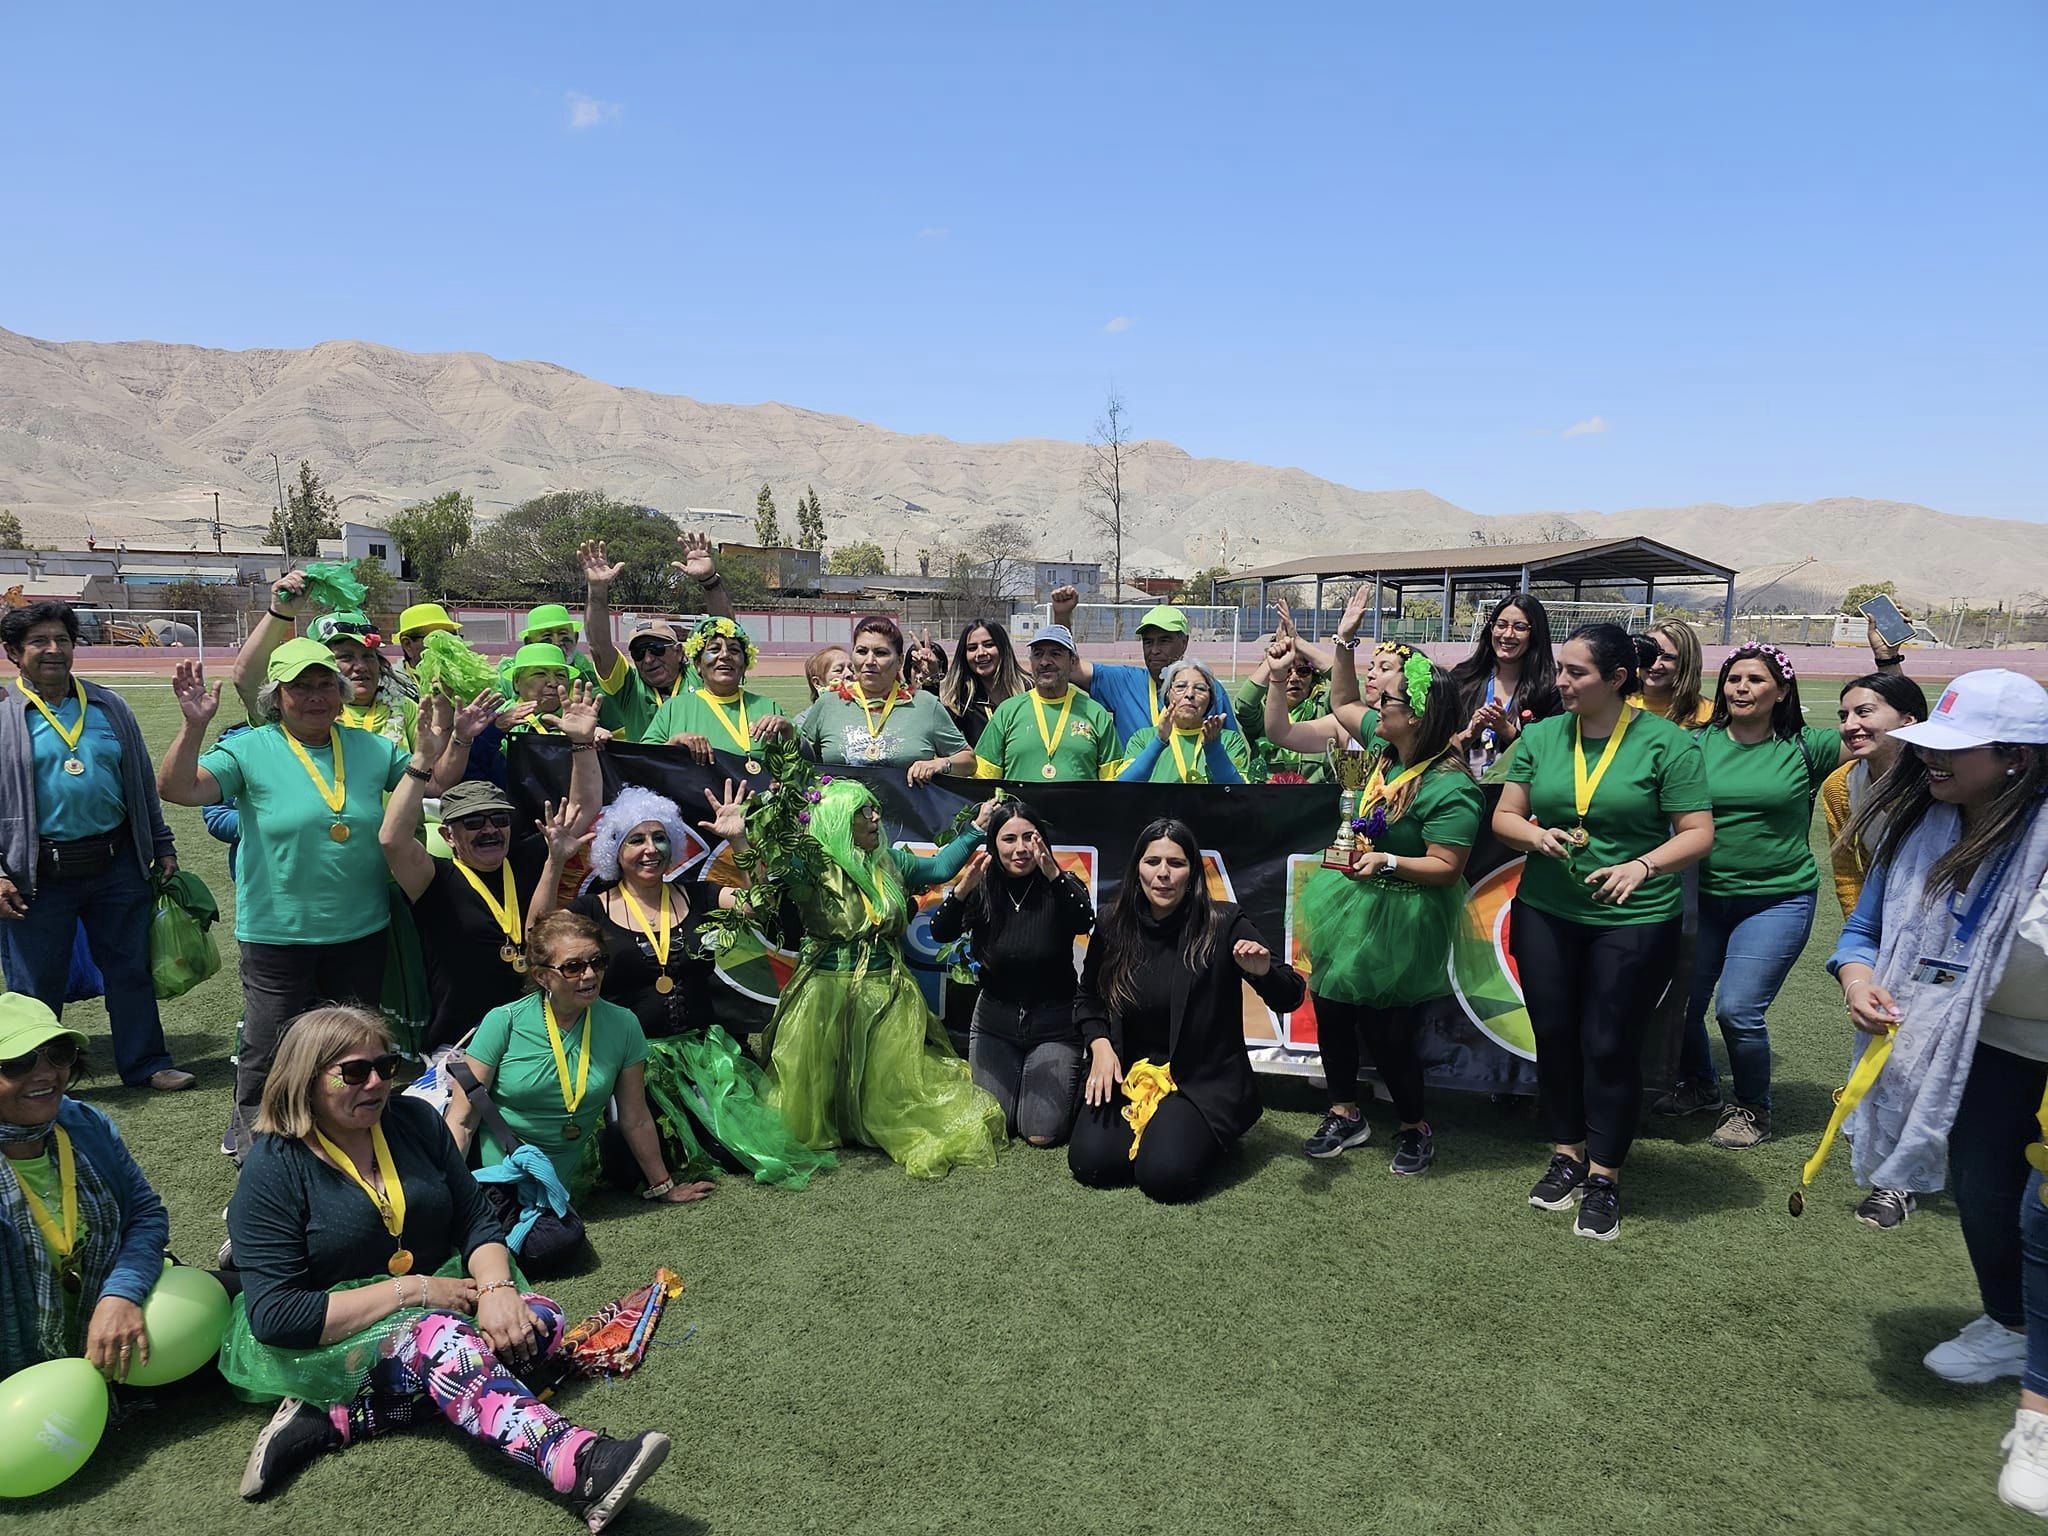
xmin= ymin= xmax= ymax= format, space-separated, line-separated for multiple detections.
xmin=972 ymin=625 xmax=1121 ymax=783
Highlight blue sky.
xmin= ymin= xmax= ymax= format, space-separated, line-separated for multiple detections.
xmin=2 ymin=3 xmax=2041 ymax=520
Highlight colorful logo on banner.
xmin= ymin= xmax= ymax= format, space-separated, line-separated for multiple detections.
xmin=1448 ymin=857 xmax=1536 ymax=1059
xmin=701 ymin=840 xmax=798 ymax=1004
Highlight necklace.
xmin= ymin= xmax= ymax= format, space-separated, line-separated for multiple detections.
xmin=1028 ymin=688 xmax=1076 ymax=779
xmin=281 ymin=726 xmax=351 ymax=842
xmin=619 ymin=882 xmax=679 ymax=995
xmin=452 ymin=858 xmax=526 ymax=971
xmin=696 ymin=688 xmax=762 ymax=774
xmin=7 ymin=1126 xmax=82 ymax=1291
xmin=543 ymin=997 xmax=593 ymax=1137
xmin=313 ymin=1124 xmax=412 ymax=1275
xmin=17 ymin=678 xmax=90 ymax=776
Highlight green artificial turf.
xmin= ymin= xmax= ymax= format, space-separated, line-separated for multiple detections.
xmin=10 ymin=675 xmax=2028 ymax=1536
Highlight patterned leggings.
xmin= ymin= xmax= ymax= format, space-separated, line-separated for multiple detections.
xmin=329 ymin=1297 xmax=596 ymax=1494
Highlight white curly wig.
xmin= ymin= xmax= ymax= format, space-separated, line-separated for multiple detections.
xmin=588 ymin=785 xmax=696 ymax=882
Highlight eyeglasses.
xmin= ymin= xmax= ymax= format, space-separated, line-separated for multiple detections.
xmin=326 ymin=1053 xmax=405 ymax=1087
xmin=1493 ymin=621 xmax=1533 ymax=636
xmin=0 ymin=1039 xmax=80 ymax=1079
xmin=450 ymin=810 xmax=514 ymax=833
xmin=1651 ymin=648 xmax=1680 ymax=664
xmin=546 ymin=954 xmax=611 ymax=978
xmin=631 ymin=640 xmax=676 ymax=659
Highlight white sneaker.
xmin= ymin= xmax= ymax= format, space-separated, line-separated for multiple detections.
xmin=2002 ymin=1409 xmax=2048 ymax=1517
xmin=1925 ymin=1314 xmax=2027 ymax=1383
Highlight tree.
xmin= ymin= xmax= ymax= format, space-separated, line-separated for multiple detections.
xmin=944 ymin=526 xmax=1029 ymax=608
xmin=353 ymin=556 xmax=402 ymax=616
xmin=1083 ymin=390 xmax=1138 ymax=617
xmin=387 ymin=490 xmax=474 ymax=594
xmin=267 ymin=460 xmax=343 ymax=559
xmin=796 ymin=486 xmax=826 ymax=551
xmin=1840 ymin=579 xmax=1898 ymax=617
xmin=0 ymin=509 xmax=23 ymax=550
xmin=827 ymin=541 xmax=888 ymax=577
xmin=754 ymin=484 xmax=783 ymax=546
xmin=1174 ymin=564 xmax=1231 ymax=604
xmin=444 ymin=490 xmax=685 ymax=608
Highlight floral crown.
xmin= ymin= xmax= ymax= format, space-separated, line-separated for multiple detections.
xmin=683 ymin=617 xmax=759 ymax=672
xmin=1400 ymin=653 xmax=1434 ymax=715
xmin=1729 ymin=641 xmax=1795 ymax=680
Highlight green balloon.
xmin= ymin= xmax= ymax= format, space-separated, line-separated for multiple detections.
xmin=0 ymin=1357 xmax=108 ymax=1498
xmin=124 ymin=1266 xmax=232 ymax=1387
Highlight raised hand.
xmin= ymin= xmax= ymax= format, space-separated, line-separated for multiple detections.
xmin=971 ymin=794 xmax=1001 ymax=828
xmin=412 ymin=692 xmax=453 ymax=763
xmin=1264 ymin=634 xmax=1293 ymax=667
xmin=269 ymin=569 xmax=309 ymax=618
xmin=1201 ymin=712 xmax=1226 ymax=746
xmin=171 ymin=660 xmax=221 ymax=726
xmin=674 ymin=531 xmax=717 ymax=585
xmin=1336 ymin=583 xmax=1372 ymax=644
xmin=536 ymin=798 xmax=594 ymax=864
xmin=579 ymin=539 xmax=626 ymax=587
xmin=954 ymin=848 xmax=990 ymax=896
xmin=550 ymin=679 xmax=601 ymax=744
xmin=701 ymin=780 xmax=752 ymax=845
xmin=452 ymin=687 xmax=502 ymax=743
xmin=1049 ymin=584 xmax=1080 ymax=621
xmin=1034 ymin=836 xmax=1062 ymax=881
xmin=1232 ymin=938 xmax=1273 ymax=976
xmin=493 ymin=700 xmax=538 ymax=734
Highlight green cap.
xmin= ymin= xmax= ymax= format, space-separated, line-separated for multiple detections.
xmin=520 ymin=604 xmax=582 ymax=640
xmin=309 ymin=611 xmax=381 ymax=646
xmin=508 ymin=642 xmax=572 ymax=681
xmin=0 ymin=993 xmax=85 ymax=1062
xmin=266 ymin=637 xmax=342 ymax=684
xmin=1137 ymin=605 xmax=1189 ymax=636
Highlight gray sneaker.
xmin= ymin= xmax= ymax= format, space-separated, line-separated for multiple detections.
xmin=1709 ymin=1103 xmax=1773 ymax=1149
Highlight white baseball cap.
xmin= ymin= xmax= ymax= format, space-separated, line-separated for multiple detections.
xmin=1890 ymin=669 xmax=2048 ymax=751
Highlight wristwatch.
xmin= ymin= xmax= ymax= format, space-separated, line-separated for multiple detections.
xmin=1381 ymin=855 xmax=1400 ymax=876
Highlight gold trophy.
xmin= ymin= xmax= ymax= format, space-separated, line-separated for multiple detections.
xmin=1321 ymin=746 xmax=1379 ymax=871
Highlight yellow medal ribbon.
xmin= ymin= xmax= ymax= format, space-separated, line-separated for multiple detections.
xmin=1571 ymin=706 xmax=1635 ymax=825
xmin=338 ymin=699 xmax=387 ymax=736
xmin=1166 ymin=727 xmax=1205 ymax=783
xmin=619 ymin=882 xmax=674 ymax=977
xmin=1121 ymin=1059 xmax=1178 ymax=1159
xmin=1788 ymin=1028 xmax=1896 ymax=1214
xmin=281 ymin=727 xmax=348 ymax=818
xmin=695 ymin=688 xmax=752 ymax=753
xmin=451 ymin=857 xmax=523 ymax=957
xmin=10 ymin=1125 xmax=81 ymax=1280
xmin=1359 ymin=751 xmax=1443 ymax=817
xmin=1028 ymin=688 xmax=1077 ymax=772
xmin=850 ymin=682 xmax=900 ymax=740
xmin=311 ymin=1123 xmax=411 ymax=1272
xmin=543 ymin=998 xmax=593 ymax=1121
xmin=1147 ymin=676 xmax=1163 ymax=728
xmin=17 ymin=679 xmax=90 ymax=760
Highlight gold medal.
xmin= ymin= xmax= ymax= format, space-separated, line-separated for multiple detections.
xmin=62 ymin=757 xmax=84 ymax=776
xmin=2027 ymin=1142 xmax=2048 ymax=1176
xmin=745 ymin=759 xmax=763 ymax=776
xmin=1041 ymin=762 xmax=1058 ymax=779
xmin=511 ymin=954 xmax=528 ymax=974
xmin=1561 ymin=825 xmax=1592 ymax=850
xmin=330 ymin=822 xmax=351 ymax=843
xmin=388 ymin=1248 xmax=414 ymax=1276
xmin=500 ymin=942 xmax=520 ymax=965
xmin=655 ymin=973 xmax=675 ymax=995
xmin=563 ymin=1122 xmax=582 ymax=1141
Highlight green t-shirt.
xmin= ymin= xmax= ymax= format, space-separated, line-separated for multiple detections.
xmin=1504 ymin=710 xmax=1711 ymax=927
xmin=1234 ymin=678 xmax=1336 ymax=783
xmin=469 ymin=992 xmax=648 ymax=1192
xmin=797 ymin=689 xmax=968 ymax=768
xmin=595 ymin=653 xmax=707 ymax=742
xmin=1695 ymin=724 xmax=1839 ymax=900
xmin=1373 ymin=759 xmax=1486 ymax=857
xmin=1118 ymin=726 xmax=1254 ymax=783
xmin=642 ymin=685 xmax=785 ymax=750
xmin=974 ymin=688 xmax=1121 ymax=781
xmin=200 ymin=723 xmax=409 ymax=944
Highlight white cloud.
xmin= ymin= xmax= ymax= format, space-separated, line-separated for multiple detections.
xmin=566 ymin=92 xmax=623 ymax=130
xmin=918 ymin=226 xmax=950 ymax=239
xmin=1103 ymin=315 xmax=1133 ymax=334
xmin=1561 ymin=415 xmax=1609 ymax=438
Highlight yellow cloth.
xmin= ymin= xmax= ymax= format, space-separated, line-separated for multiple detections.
xmin=1798 ymin=1029 xmax=1895 ymax=1191
xmin=1120 ymin=1058 xmax=1178 ymax=1160
xmin=1819 ymin=760 xmax=1865 ymax=919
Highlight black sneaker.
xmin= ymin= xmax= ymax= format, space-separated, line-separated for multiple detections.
xmin=1527 ymin=1152 xmax=1588 ymax=1211
xmin=1304 ymin=1110 xmax=1371 ymax=1160
xmin=1856 ymin=1188 xmax=1917 ymax=1230
xmin=1389 ymin=1124 xmax=1435 ymax=1176
xmin=1574 ymin=1175 xmax=1622 ymax=1242
xmin=1650 ymin=1080 xmax=1723 ymax=1117
xmin=239 ymin=1397 xmax=340 ymax=1499
xmin=569 ymin=1431 xmax=672 ymax=1533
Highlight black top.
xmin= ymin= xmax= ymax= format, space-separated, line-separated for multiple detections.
xmin=409 ymin=840 xmax=550 ymax=1053
xmin=1075 ymin=900 xmax=1306 ymax=1143
xmin=571 ymin=880 xmax=723 ymax=1039
xmin=928 ymin=870 xmax=1093 ymax=1008
xmin=228 ymin=1096 xmax=503 ymax=1349
xmin=947 ymin=692 xmax=994 ymax=748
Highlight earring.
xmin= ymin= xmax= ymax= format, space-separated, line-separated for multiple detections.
xmin=2009 ymin=768 xmax=2020 ymax=778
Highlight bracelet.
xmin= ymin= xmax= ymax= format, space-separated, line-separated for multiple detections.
xmin=267 ymin=607 xmax=292 ymax=622
xmin=570 ymin=741 xmax=597 ymax=754
xmin=414 ymin=1276 xmax=429 ymax=1307
xmin=696 ymin=572 xmax=723 ymax=590
xmin=477 ymin=1278 xmax=518 ymax=1299
xmin=454 ymin=733 xmax=476 ymax=746
xmin=1637 ymin=857 xmax=1658 ymax=879
xmin=404 ymin=763 xmax=433 ymax=782
xmin=642 ymin=1178 xmax=676 ymax=1201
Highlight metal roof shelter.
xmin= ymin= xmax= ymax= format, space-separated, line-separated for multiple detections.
xmin=1218 ymin=536 xmax=1739 ymax=643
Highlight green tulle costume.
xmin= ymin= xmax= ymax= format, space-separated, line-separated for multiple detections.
xmin=742 ymin=777 xmax=1004 ymax=1179
xmin=638 ymin=1026 xmax=836 ymax=1190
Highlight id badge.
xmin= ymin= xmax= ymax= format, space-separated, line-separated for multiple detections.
xmin=1912 ymin=954 xmax=1970 ymax=987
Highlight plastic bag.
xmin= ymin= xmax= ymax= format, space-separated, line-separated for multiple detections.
xmin=149 ymin=889 xmax=221 ymax=1000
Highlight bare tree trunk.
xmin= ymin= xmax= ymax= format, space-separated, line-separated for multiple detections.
xmin=1084 ymin=390 xmax=1136 ymax=641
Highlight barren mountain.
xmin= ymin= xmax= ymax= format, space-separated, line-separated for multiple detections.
xmin=0 ymin=326 xmax=2035 ymax=606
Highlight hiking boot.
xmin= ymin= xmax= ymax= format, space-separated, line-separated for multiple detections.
xmin=2002 ymin=1408 xmax=2048 ymax=1516
xmin=1855 ymin=1188 xmax=1917 ymax=1230
xmin=1925 ymin=1314 xmax=2027 ymax=1384
xmin=569 ymin=1431 xmax=672 ymax=1533
xmin=1304 ymin=1110 xmax=1371 ymax=1160
xmin=1388 ymin=1124 xmax=1435 ymax=1176
xmin=1527 ymin=1152 xmax=1587 ymax=1211
xmin=1709 ymin=1103 xmax=1773 ymax=1149
xmin=240 ymin=1398 xmax=340 ymax=1499
xmin=1650 ymin=1080 xmax=1723 ymax=1117
xmin=1574 ymin=1175 xmax=1622 ymax=1242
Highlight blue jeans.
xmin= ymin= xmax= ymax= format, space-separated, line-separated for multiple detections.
xmin=1952 ymin=1041 xmax=2046 ymax=1332
xmin=1677 ymin=889 xmax=1816 ymax=1109
xmin=0 ymin=856 xmax=171 ymax=1084
xmin=2023 ymin=1167 xmax=2048 ymax=1395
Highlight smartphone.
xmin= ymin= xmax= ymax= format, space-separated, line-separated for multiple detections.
xmin=1859 ymin=594 xmax=1915 ymax=649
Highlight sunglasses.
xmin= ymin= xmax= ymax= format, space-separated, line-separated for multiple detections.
xmin=631 ymin=640 xmax=676 ymax=659
xmin=546 ymin=954 xmax=610 ymax=978
xmin=326 ymin=1053 xmax=405 ymax=1087
xmin=0 ymin=1039 xmax=80 ymax=1080
xmin=450 ymin=810 xmax=514 ymax=833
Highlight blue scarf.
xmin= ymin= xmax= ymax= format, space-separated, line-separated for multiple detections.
xmin=0 ymin=1107 xmax=123 ymax=1374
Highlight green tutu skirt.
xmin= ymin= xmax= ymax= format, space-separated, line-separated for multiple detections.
xmin=757 ymin=951 xmax=1005 ymax=1180
xmin=1298 ymin=867 xmax=1468 ymax=1008
xmin=640 ymin=1027 xmax=836 ymax=1190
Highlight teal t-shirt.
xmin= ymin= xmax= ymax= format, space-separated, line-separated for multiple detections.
xmin=797 ymin=688 xmax=968 ymax=767
xmin=21 ymin=688 xmax=126 ymax=840
xmin=1504 ymin=709 xmax=1711 ymax=927
xmin=1695 ymin=724 xmax=1839 ymax=900
xmin=469 ymin=992 xmax=648 ymax=1192
xmin=199 ymin=723 xmax=408 ymax=944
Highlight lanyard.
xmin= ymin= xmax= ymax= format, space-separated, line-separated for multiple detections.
xmin=1147 ymin=676 xmax=1163 ymax=727
xmin=452 ymin=857 xmax=523 ymax=953
xmin=695 ymin=688 xmax=752 ymax=752
xmin=543 ymin=998 xmax=592 ymax=1118
xmin=312 ymin=1123 xmax=412 ymax=1273
xmin=281 ymin=729 xmax=348 ymax=820
xmin=850 ymin=682 xmax=900 ymax=739
xmin=1571 ymin=707 xmax=1634 ymax=824
xmin=1949 ymin=840 xmax=2023 ymax=951
xmin=10 ymin=1126 xmax=79 ymax=1278
xmin=1029 ymin=688 xmax=1077 ymax=767
xmin=339 ymin=700 xmax=385 ymax=735
xmin=619 ymin=882 xmax=674 ymax=973
xmin=18 ymin=679 xmax=89 ymax=754
xmin=1166 ymin=728 xmax=1204 ymax=783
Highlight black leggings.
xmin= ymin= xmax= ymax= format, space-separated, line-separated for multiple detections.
xmin=1315 ymin=995 xmax=1427 ymax=1124
xmin=1507 ymin=904 xmax=1679 ymax=1169
xmin=1068 ymin=1093 xmax=1225 ymax=1203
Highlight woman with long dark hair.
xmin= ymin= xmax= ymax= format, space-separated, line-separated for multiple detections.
xmin=1823 ymin=671 xmax=1932 ymax=920
xmin=936 ymin=619 xmax=1024 ymax=748
xmin=1490 ymin=623 xmax=1713 ymax=1242
xmin=1068 ymin=819 xmax=1305 ymax=1202
xmin=1451 ymin=592 xmax=1562 ymax=777
xmin=1818 ymin=672 xmax=2048 ymax=1513
xmin=928 ymin=800 xmax=1093 ymax=1145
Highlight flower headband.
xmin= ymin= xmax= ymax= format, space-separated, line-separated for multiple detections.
xmin=1730 ymin=641 xmax=1795 ymax=680
xmin=1401 ymin=653 xmax=1433 ymax=715
xmin=684 ymin=617 xmax=759 ymax=672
